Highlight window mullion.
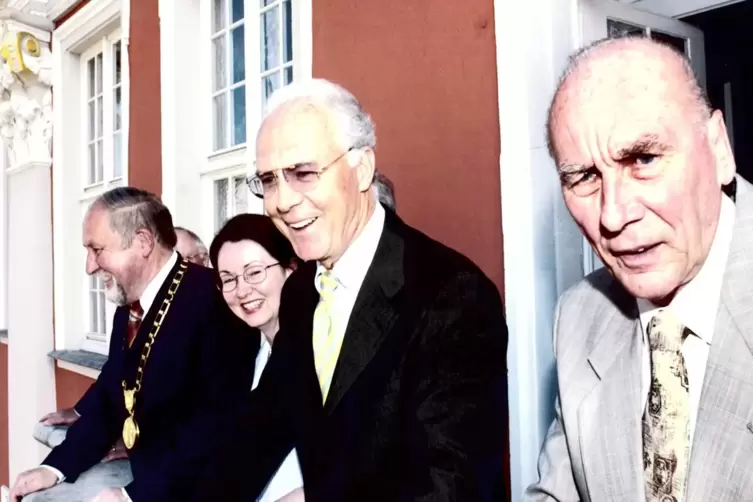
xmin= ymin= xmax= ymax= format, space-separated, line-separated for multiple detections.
xmin=102 ymin=38 xmax=114 ymax=184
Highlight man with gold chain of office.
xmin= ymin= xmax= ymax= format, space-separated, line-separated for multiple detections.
xmin=10 ymin=188 xmax=256 ymax=502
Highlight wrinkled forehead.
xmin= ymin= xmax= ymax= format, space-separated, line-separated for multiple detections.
xmin=255 ymin=101 xmax=339 ymax=173
xmin=550 ymin=67 xmax=687 ymax=164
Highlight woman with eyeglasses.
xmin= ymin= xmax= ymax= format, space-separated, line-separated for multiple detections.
xmin=209 ymin=213 xmax=305 ymax=502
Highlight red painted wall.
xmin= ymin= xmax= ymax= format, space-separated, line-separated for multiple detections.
xmin=128 ymin=0 xmax=162 ymax=195
xmin=55 ymin=366 xmax=95 ymax=410
xmin=311 ymin=0 xmax=504 ymax=297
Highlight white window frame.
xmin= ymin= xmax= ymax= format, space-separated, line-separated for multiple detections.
xmin=196 ymin=0 xmax=311 ymax=242
xmin=52 ymin=0 xmax=130 ymax=358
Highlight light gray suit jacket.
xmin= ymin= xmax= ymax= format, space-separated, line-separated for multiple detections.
xmin=525 ymin=177 xmax=753 ymax=501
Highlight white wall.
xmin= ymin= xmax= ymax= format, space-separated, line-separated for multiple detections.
xmin=0 ymin=142 xmax=7 ymax=331
xmin=494 ymin=0 xmax=587 ymax=498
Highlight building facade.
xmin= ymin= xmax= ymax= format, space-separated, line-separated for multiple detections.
xmin=0 ymin=0 xmax=737 ymax=499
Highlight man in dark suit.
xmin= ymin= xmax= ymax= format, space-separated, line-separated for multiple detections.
xmin=11 ymin=188 xmax=256 ymax=502
xmin=200 ymin=79 xmax=509 ymax=501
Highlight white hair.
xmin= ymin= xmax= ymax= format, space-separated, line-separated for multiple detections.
xmin=263 ymin=78 xmax=376 ymax=151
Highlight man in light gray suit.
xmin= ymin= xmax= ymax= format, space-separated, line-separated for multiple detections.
xmin=525 ymin=36 xmax=752 ymax=501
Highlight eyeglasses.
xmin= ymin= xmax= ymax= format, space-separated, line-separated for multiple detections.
xmin=246 ymin=148 xmax=356 ymax=199
xmin=218 ymin=262 xmax=280 ymax=293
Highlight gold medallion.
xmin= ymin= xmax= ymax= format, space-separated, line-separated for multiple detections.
xmin=123 ymin=388 xmax=135 ymax=414
xmin=122 ymin=415 xmax=139 ymax=450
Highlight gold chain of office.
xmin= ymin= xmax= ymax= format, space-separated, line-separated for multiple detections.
xmin=121 ymin=260 xmax=189 ymax=450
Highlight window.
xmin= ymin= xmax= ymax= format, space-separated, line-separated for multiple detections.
xmin=78 ymin=28 xmax=128 ymax=354
xmin=210 ymin=0 xmax=294 ymax=153
xmin=213 ymin=173 xmax=250 ymax=232
xmin=87 ymin=276 xmax=107 ymax=342
xmin=82 ymin=31 xmax=125 ymax=188
xmin=200 ymin=0 xmax=305 ymax=238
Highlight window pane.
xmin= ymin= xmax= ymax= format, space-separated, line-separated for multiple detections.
xmin=214 ymin=179 xmax=229 ymax=231
xmin=97 ymin=96 xmax=103 ymax=137
xmin=261 ymin=0 xmax=275 ymax=6
xmin=260 ymin=6 xmax=280 ymax=71
xmin=261 ymin=71 xmax=281 ymax=107
xmin=234 ymin=176 xmax=248 ymax=215
xmin=90 ymin=275 xmax=98 ymax=289
xmin=89 ymin=292 xmax=98 ymax=332
xmin=282 ymin=0 xmax=292 ymax=63
xmin=651 ymin=31 xmax=687 ymax=55
xmin=96 ymin=53 xmax=103 ymax=94
xmin=96 ymin=139 xmax=104 ymax=182
xmin=113 ymin=132 xmax=122 ymax=178
xmin=88 ymin=144 xmax=96 ymax=183
xmin=113 ymin=41 xmax=121 ymax=84
xmin=232 ymin=26 xmax=246 ymax=83
xmin=88 ymin=101 xmax=95 ymax=140
xmin=231 ymin=0 xmax=244 ymax=23
xmin=284 ymin=66 xmax=293 ymax=85
xmin=213 ymin=0 xmax=226 ymax=32
xmin=87 ymin=58 xmax=95 ymax=98
xmin=114 ymin=87 xmax=122 ymax=131
xmin=212 ymin=35 xmax=227 ymax=91
xmin=213 ymin=93 xmax=228 ymax=151
xmin=607 ymin=19 xmax=646 ymax=39
xmin=98 ymin=291 xmax=106 ymax=333
xmin=232 ymin=86 xmax=246 ymax=146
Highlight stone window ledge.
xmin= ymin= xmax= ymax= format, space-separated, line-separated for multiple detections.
xmin=49 ymin=349 xmax=107 ymax=376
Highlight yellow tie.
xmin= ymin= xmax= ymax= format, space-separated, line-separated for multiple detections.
xmin=643 ymin=310 xmax=691 ymax=502
xmin=312 ymin=271 xmax=342 ymax=403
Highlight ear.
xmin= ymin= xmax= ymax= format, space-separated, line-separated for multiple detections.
xmin=350 ymin=147 xmax=376 ymax=193
xmin=707 ymin=109 xmax=736 ymax=186
xmin=133 ymin=229 xmax=156 ymax=258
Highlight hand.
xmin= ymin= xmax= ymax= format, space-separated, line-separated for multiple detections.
xmin=102 ymin=439 xmax=128 ymax=462
xmin=9 ymin=467 xmax=59 ymax=501
xmin=39 ymin=407 xmax=79 ymax=426
xmin=91 ymin=487 xmax=129 ymax=502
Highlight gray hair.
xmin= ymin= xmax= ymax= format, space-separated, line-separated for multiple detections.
xmin=372 ymin=171 xmax=396 ymax=212
xmin=175 ymin=226 xmax=207 ymax=253
xmin=546 ymin=36 xmax=711 ymax=157
xmin=92 ymin=187 xmax=177 ymax=249
xmin=263 ymin=78 xmax=376 ymax=151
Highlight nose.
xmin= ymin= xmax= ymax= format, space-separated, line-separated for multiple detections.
xmin=273 ymin=175 xmax=304 ymax=214
xmin=85 ymin=250 xmax=99 ymax=275
xmin=235 ymin=279 xmax=254 ymax=299
xmin=599 ymin=175 xmax=643 ymax=235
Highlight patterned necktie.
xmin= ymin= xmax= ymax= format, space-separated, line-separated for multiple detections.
xmin=643 ymin=309 xmax=691 ymax=502
xmin=126 ymin=300 xmax=143 ymax=348
xmin=312 ymin=271 xmax=342 ymax=403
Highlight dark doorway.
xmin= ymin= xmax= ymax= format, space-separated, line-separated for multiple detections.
xmin=684 ymin=1 xmax=753 ymax=183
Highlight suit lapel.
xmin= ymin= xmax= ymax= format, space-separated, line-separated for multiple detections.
xmin=323 ymin=213 xmax=405 ymax=414
xmin=580 ymin=290 xmax=645 ymax=501
xmin=687 ymin=178 xmax=753 ymax=501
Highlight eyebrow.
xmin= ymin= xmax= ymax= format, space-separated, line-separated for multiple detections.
xmin=614 ymin=133 xmax=671 ymax=160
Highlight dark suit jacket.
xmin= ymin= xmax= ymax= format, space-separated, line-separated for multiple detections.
xmin=44 ymin=257 xmax=259 ymax=501
xmin=199 ymin=210 xmax=509 ymax=501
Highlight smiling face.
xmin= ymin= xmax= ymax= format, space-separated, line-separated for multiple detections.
xmin=550 ymin=42 xmax=735 ymax=303
xmin=255 ymin=101 xmax=375 ymax=269
xmin=83 ymin=205 xmax=146 ymax=306
xmin=217 ymin=239 xmax=291 ymax=339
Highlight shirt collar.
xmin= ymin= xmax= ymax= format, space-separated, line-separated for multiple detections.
xmin=315 ymin=203 xmax=386 ymax=294
xmin=637 ymin=194 xmax=736 ymax=345
xmin=139 ymin=251 xmax=178 ymax=314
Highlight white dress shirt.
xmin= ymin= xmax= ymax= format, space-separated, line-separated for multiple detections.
xmin=314 ymin=203 xmax=386 ymax=351
xmin=42 ymin=252 xmax=179 ymax=500
xmin=253 ymin=336 xmax=304 ymax=502
xmin=638 ymin=194 xmax=735 ymax=451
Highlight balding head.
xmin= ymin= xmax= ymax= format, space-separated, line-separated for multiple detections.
xmin=548 ymin=37 xmax=710 ymax=159
xmin=548 ymin=36 xmax=736 ymax=304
